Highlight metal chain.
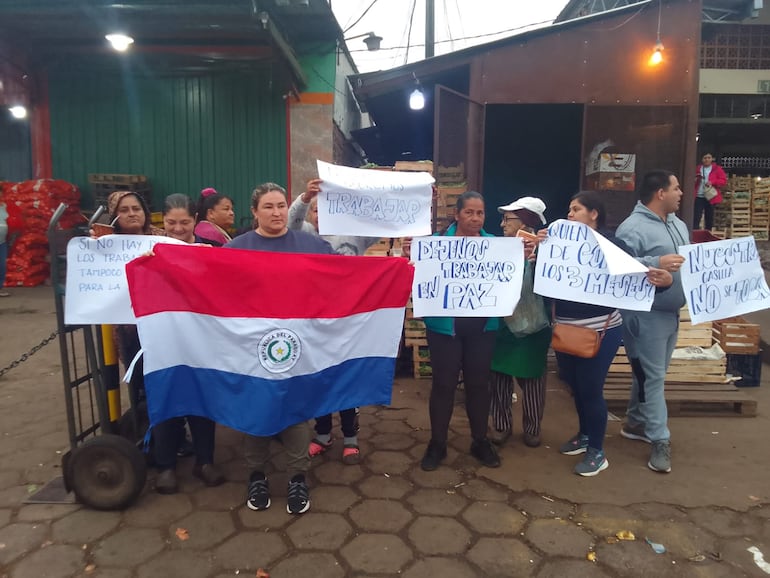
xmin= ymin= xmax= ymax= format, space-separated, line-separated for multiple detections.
xmin=0 ymin=331 xmax=59 ymax=380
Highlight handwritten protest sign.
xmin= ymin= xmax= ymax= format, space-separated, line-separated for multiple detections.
xmin=533 ymin=220 xmax=654 ymax=312
xmin=411 ymin=236 xmax=524 ymax=318
xmin=679 ymin=236 xmax=770 ymax=325
xmin=317 ymin=160 xmax=434 ymax=237
xmin=65 ymin=235 xmax=186 ymax=325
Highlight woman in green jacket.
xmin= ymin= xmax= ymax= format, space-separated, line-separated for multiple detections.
xmin=489 ymin=197 xmax=550 ymax=448
xmin=405 ymin=191 xmax=501 ymax=472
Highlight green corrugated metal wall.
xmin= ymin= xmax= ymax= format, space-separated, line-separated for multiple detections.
xmin=48 ymin=68 xmax=286 ymax=226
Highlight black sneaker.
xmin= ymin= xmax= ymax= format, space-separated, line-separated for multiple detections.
xmin=246 ymin=471 xmax=271 ymax=511
xmin=287 ymin=474 xmax=311 ymax=514
xmin=420 ymin=440 xmax=447 ymax=471
xmin=470 ymin=438 xmax=501 ymax=468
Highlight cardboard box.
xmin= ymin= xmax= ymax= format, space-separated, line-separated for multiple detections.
xmin=586 ymin=153 xmax=636 ymax=175
xmin=585 ymin=172 xmax=636 ymax=192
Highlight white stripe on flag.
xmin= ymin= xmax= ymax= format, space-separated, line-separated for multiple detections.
xmin=137 ymin=308 xmax=405 ymax=380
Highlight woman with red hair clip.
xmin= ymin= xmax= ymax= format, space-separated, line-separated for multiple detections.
xmin=194 ymin=187 xmax=235 ymax=246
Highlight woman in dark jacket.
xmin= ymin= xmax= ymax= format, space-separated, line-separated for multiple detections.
xmin=552 ymin=191 xmax=671 ymax=476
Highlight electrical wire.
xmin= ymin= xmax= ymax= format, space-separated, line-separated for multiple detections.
xmin=348 ymin=17 xmax=556 ymax=53
xmin=403 ymin=0 xmax=417 ymax=65
xmin=343 ymin=0 xmax=381 ymax=33
xmin=442 ymin=0 xmax=454 ymax=50
xmin=583 ymin=2 xmax=648 ymax=32
xmin=452 ymin=0 xmax=465 ymax=45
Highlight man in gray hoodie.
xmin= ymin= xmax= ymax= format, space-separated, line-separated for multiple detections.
xmin=615 ymin=170 xmax=689 ymax=474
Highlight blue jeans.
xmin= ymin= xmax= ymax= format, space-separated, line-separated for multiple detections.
xmin=622 ymin=310 xmax=679 ymax=442
xmin=556 ymin=325 xmax=623 ymax=451
xmin=0 ymin=241 xmax=7 ymax=288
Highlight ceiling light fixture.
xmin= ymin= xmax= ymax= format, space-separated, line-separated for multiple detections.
xmin=105 ymin=33 xmax=134 ymax=52
xmin=9 ymin=105 xmax=27 ymax=119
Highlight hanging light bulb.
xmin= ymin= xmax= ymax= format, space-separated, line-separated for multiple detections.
xmin=409 ymin=88 xmax=425 ymax=110
xmin=409 ymin=73 xmax=425 ymax=110
xmin=649 ymin=40 xmax=664 ymax=66
xmin=648 ymin=0 xmax=664 ymax=67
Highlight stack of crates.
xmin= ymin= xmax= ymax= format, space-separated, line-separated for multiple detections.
xmin=752 ymin=178 xmax=770 ymax=241
xmin=404 ymin=299 xmax=430 ymax=379
xmin=713 ymin=175 xmax=753 ymax=239
xmin=434 ymin=163 xmax=466 ymax=234
xmin=88 ymin=174 xmax=153 ymax=211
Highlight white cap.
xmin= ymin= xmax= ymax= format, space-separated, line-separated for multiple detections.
xmin=497 ymin=196 xmax=547 ymax=224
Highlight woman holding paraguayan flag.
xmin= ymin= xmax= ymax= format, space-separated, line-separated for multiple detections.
xmin=226 ymin=182 xmax=333 ymax=516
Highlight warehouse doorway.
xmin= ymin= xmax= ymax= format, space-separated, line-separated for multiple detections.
xmin=482 ymin=104 xmax=583 ymax=235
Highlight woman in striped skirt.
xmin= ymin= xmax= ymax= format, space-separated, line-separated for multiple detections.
xmin=489 ymin=197 xmax=551 ymax=448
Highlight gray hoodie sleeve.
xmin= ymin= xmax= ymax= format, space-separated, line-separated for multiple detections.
xmin=615 ymin=222 xmax=661 ymax=268
xmin=288 ymin=195 xmax=310 ymax=231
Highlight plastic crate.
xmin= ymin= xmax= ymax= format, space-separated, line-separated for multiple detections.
xmin=727 ymin=352 xmax=762 ymax=387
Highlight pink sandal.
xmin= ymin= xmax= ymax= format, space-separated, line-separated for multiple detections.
xmin=309 ymin=438 xmax=332 ymax=457
xmin=342 ymin=444 xmax=361 ymax=465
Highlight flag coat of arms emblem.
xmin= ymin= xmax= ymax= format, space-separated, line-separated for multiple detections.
xmin=126 ymin=245 xmax=414 ymax=436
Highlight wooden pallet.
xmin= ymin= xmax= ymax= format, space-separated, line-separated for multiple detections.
xmin=436 ymin=163 xmax=465 ymax=184
xmin=394 ymin=160 xmax=433 ymax=174
xmin=88 ymin=173 xmax=149 ymax=185
xmin=604 ymin=381 xmax=757 ymax=417
xmin=677 ymin=315 xmax=712 ymax=347
xmin=608 ymin=347 xmax=726 ymax=383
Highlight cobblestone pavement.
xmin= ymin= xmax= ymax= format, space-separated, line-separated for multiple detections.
xmin=1 ymin=288 xmax=769 ymax=578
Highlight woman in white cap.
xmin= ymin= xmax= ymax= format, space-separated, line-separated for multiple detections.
xmin=489 ymin=197 xmax=550 ymax=448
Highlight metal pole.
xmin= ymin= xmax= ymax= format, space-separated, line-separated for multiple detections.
xmin=425 ymin=0 xmax=435 ymax=58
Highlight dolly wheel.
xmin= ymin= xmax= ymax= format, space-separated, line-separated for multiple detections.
xmin=68 ymin=435 xmax=147 ymax=510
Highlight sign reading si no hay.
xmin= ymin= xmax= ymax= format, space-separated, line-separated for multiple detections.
xmin=64 ymin=234 xmax=186 ymax=325
xmin=411 ymin=236 xmax=524 ymax=318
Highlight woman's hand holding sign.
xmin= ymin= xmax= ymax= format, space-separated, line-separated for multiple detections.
xmin=646 ymin=267 xmax=673 ymax=288
xmin=301 ymin=178 xmax=323 ymax=203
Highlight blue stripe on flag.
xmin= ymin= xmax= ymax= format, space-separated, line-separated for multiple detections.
xmin=143 ymin=356 xmax=397 ymax=436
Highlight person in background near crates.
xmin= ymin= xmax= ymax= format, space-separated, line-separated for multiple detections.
xmin=615 ymin=171 xmax=689 ymax=474
xmin=287 ymin=178 xmax=380 ymax=465
xmin=0 ymin=191 xmax=9 ymax=297
xmin=548 ymin=191 xmax=673 ymax=476
xmin=194 ymin=187 xmax=235 ymax=246
xmin=693 ymin=153 xmax=727 ymax=231
xmin=227 ymin=182 xmax=334 ymax=515
xmin=488 ymin=196 xmax=550 ymax=449
xmin=402 ymin=191 xmax=502 ymax=472
xmin=152 ymin=194 xmax=226 ymax=493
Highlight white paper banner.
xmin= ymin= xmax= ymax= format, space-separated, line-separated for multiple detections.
xmin=316 ymin=160 xmax=434 ymax=237
xmin=533 ymin=220 xmax=654 ymax=311
xmin=411 ymin=236 xmax=524 ymax=318
xmin=64 ymin=235 xmax=186 ymax=325
xmin=679 ymin=236 xmax=770 ymax=325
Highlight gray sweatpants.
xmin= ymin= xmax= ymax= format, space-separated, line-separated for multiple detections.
xmin=243 ymin=420 xmax=312 ymax=479
xmin=621 ymin=310 xmax=679 ymax=442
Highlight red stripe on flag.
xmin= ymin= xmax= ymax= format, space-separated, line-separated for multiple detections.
xmin=126 ymin=244 xmax=414 ymax=318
